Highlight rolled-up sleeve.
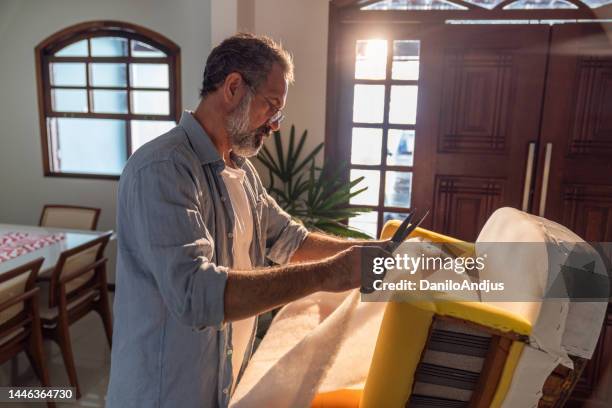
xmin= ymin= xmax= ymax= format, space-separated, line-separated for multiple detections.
xmin=264 ymin=192 xmax=309 ymax=265
xmin=127 ymin=160 xmax=227 ymax=328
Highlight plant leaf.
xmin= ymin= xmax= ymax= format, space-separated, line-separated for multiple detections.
xmin=293 ymin=143 xmax=324 ymax=175
xmin=273 ymin=130 xmax=286 ymax=180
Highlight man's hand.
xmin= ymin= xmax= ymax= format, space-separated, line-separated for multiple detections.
xmin=321 ymin=245 xmax=391 ymax=293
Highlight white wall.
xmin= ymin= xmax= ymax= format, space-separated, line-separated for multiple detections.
xmin=0 ymin=0 xmax=212 ymax=280
xmin=212 ymin=0 xmax=330 ymax=160
xmin=211 ymin=0 xmax=238 ymax=46
xmin=252 ymin=0 xmax=330 ymax=168
xmin=0 ymin=0 xmax=331 ymax=279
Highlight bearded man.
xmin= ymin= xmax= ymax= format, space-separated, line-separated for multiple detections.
xmin=106 ymin=33 xmax=388 ymax=408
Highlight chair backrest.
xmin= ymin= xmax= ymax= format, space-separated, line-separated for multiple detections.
xmin=48 ymin=232 xmax=111 ymax=308
xmin=360 ymin=219 xmax=596 ymax=408
xmin=360 ymin=299 xmax=527 ymax=408
xmin=39 ymin=204 xmax=101 ymax=230
xmin=0 ymin=258 xmax=43 ymax=328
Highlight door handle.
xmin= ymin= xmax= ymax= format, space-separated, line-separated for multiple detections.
xmin=538 ymin=143 xmax=552 ymax=217
xmin=522 ymin=142 xmax=536 ymax=212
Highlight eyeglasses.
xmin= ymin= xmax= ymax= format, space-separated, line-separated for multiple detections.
xmin=241 ymin=75 xmax=285 ymax=125
xmin=259 ymin=94 xmax=285 ymax=125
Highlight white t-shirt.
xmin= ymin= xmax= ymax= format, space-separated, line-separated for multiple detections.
xmin=220 ymin=165 xmax=256 ymax=387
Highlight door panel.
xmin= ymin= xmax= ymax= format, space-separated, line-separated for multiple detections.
xmin=413 ymin=25 xmax=550 ymax=240
xmin=535 ymin=23 xmax=612 ymax=240
xmin=535 ymin=23 xmax=612 ymax=407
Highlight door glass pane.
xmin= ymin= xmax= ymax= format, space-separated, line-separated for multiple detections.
xmin=91 ymin=63 xmax=127 ymax=87
xmin=348 ymin=211 xmax=378 ymax=238
xmin=387 ymin=129 xmax=415 ymax=166
xmin=55 ymin=40 xmax=88 ymax=57
xmin=351 ymin=128 xmax=382 ymax=165
xmin=355 ymin=40 xmax=387 ymax=80
xmin=384 ymin=171 xmax=412 ymax=208
xmin=131 ymin=120 xmax=176 ymax=153
xmin=131 ymin=91 xmax=170 ymax=115
xmin=384 ymin=211 xmax=410 ymax=225
xmin=353 ymin=85 xmax=385 ymax=123
xmin=131 ymin=40 xmax=166 ymax=57
xmin=50 ymin=63 xmax=86 ymax=86
xmin=504 ymin=0 xmax=577 ymax=8
xmin=92 ymin=90 xmax=128 ymax=113
xmin=50 ymin=118 xmax=127 ymax=175
xmin=462 ymin=0 xmax=505 ymax=8
xmin=392 ymin=40 xmax=420 ymax=80
xmin=362 ymin=0 xmax=468 ymax=10
xmin=389 ymin=85 xmax=418 ymax=124
xmin=350 ymin=169 xmax=380 ymax=206
xmin=130 ymin=64 xmax=169 ymax=88
xmin=90 ymin=37 xmax=128 ymax=56
xmin=51 ymin=89 xmax=88 ymax=112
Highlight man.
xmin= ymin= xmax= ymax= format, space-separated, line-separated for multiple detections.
xmin=106 ymin=33 xmax=388 ymax=408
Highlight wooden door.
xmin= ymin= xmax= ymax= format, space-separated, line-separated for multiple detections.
xmin=412 ymin=24 xmax=550 ymax=241
xmin=535 ymin=23 xmax=612 ymax=408
xmin=535 ymin=23 xmax=612 ymax=242
xmin=330 ymin=22 xmax=448 ymax=237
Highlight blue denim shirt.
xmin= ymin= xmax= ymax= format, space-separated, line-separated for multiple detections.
xmin=106 ymin=112 xmax=309 ymax=408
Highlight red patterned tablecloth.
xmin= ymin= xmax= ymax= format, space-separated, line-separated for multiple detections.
xmin=0 ymin=232 xmax=65 ymax=263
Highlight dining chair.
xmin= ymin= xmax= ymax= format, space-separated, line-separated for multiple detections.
xmin=0 ymin=258 xmax=55 ymax=407
xmin=38 ymin=232 xmax=113 ymax=399
xmin=39 ymin=205 xmax=101 ymax=231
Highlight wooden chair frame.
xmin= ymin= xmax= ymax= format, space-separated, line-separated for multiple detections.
xmin=40 ymin=231 xmax=113 ymax=399
xmin=39 ymin=204 xmax=101 ymax=231
xmin=0 ymin=258 xmax=55 ymax=407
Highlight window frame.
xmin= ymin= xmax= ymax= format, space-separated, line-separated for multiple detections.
xmin=35 ymin=20 xmax=181 ymax=180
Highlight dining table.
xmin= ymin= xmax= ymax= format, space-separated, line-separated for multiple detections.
xmin=0 ymin=223 xmax=113 ymax=276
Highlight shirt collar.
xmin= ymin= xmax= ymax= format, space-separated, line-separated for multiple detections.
xmin=179 ymin=111 xmax=247 ymax=169
xmin=179 ymin=111 xmax=222 ymax=165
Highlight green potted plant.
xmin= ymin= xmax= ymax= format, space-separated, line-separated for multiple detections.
xmin=257 ymin=125 xmax=372 ymax=239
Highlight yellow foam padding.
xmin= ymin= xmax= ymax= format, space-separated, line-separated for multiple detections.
xmin=379 ymin=221 xmax=532 ymax=336
xmin=358 ymin=302 xmax=530 ymax=408
xmin=380 ymin=221 xmax=476 ymax=258
xmin=434 ymin=301 xmax=532 ymax=336
xmin=311 ymin=389 xmax=362 ymax=408
xmin=310 ymin=222 xmax=531 ymax=407
xmin=360 ymin=302 xmax=434 ymax=408
xmin=489 ymin=341 xmax=526 ymax=408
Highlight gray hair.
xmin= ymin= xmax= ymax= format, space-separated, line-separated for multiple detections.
xmin=200 ymin=33 xmax=294 ymax=98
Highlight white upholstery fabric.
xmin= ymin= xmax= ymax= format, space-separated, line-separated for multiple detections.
xmin=477 ymin=208 xmax=607 ymax=408
xmin=231 ymin=290 xmax=383 ymax=407
xmin=477 ymin=207 xmax=607 ymax=361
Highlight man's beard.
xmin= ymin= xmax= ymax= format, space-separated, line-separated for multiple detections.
xmin=226 ymin=91 xmax=271 ymax=158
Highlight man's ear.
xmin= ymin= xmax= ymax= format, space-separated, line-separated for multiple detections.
xmin=222 ymin=72 xmax=246 ymax=109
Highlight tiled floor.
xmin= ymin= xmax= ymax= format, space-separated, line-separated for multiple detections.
xmin=0 ymin=309 xmax=111 ymax=407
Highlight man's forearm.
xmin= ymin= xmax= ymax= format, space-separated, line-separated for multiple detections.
xmin=224 ymin=258 xmax=332 ymax=322
xmin=290 ymin=232 xmax=386 ymax=263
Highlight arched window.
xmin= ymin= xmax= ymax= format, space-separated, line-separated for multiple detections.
xmin=35 ymin=21 xmax=181 ymax=179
